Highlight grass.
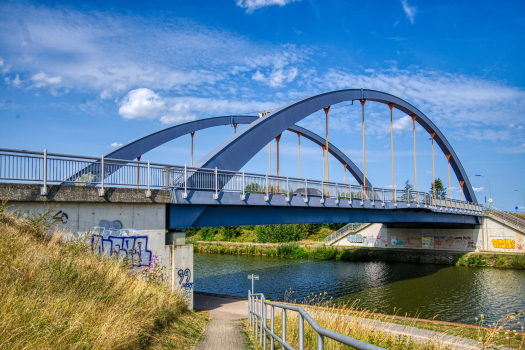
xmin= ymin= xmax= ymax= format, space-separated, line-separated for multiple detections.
xmin=0 ymin=212 xmax=208 ymax=349
xmin=242 ymin=296 xmax=525 ymax=350
xmin=192 ymin=241 xmax=525 ymax=270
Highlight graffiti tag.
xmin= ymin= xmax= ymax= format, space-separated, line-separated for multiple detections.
xmin=492 ymin=239 xmax=516 ymax=250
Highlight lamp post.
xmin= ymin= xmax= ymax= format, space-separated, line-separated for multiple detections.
xmin=475 ymin=175 xmax=492 ymax=205
xmin=515 ymin=190 xmax=525 ymax=211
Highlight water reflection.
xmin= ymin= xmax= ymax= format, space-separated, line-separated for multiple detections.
xmin=194 ymin=253 xmax=525 ymax=325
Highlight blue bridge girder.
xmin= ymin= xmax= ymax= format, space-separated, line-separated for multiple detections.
xmin=196 ymin=89 xmax=478 ymax=203
xmin=105 ymin=116 xmax=372 ymax=187
xmin=166 ymin=190 xmax=482 ymax=229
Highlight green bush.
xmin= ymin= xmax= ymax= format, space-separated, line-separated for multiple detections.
xmin=510 ymin=254 xmax=525 ymax=269
xmin=255 ymin=224 xmax=304 ymax=243
xmin=183 ymin=228 xmax=199 ymax=237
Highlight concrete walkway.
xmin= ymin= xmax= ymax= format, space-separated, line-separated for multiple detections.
xmin=194 ymin=293 xmax=492 ymax=350
xmin=194 ymin=293 xmax=249 ymax=350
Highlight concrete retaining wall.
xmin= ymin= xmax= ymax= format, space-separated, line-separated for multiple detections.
xmin=171 ymin=245 xmax=194 ymax=310
xmin=331 ymin=217 xmax=524 ymax=253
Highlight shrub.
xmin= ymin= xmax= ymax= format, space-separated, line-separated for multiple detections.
xmin=255 ymin=224 xmax=305 ymax=243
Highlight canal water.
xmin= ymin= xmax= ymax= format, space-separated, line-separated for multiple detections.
xmin=194 ymin=253 xmax=525 ymax=325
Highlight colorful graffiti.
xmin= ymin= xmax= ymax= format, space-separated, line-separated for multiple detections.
xmin=347 ymin=234 xmax=365 ymax=243
xmin=517 ymin=239 xmax=524 ymax=251
xmin=390 ymin=236 xmax=407 ymax=246
xmin=91 ymin=227 xmax=153 ymax=267
xmin=492 ymin=239 xmax=516 ymax=250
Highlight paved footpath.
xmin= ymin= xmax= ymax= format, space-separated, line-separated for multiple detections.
xmin=194 ymin=293 xmax=250 ymax=350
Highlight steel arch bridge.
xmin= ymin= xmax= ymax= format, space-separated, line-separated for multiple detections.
xmin=63 ymin=88 xmax=480 ymax=228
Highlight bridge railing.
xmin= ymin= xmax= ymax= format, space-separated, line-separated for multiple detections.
xmin=0 ymin=148 xmax=484 ymax=213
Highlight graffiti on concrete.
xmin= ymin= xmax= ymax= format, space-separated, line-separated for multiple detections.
xmin=347 ymin=234 xmax=365 ymax=244
xmin=98 ymin=219 xmax=123 ymax=230
xmin=91 ymin=227 xmax=153 ymax=267
xmin=422 ymin=233 xmax=433 ymax=248
xmin=407 ymin=236 xmax=421 ymax=246
xmin=53 ymin=210 xmax=69 ymax=224
xmin=492 ymin=239 xmax=516 ymax=250
xmin=177 ymin=268 xmax=191 ymax=284
xmin=390 ymin=236 xmax=407 ymax=246
xmin=517 ymin=239 xmax=524 ymax=251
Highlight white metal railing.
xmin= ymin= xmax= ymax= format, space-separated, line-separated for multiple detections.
xmin=248 ymin=291 xmax=385 ymax=350
xmin=324 ymin=223 xmax=369 ymax=245
xmin=484 ymin=206 xmax=525 ymax=232
xmin=0 ymin=148 xmax=484 ymax=213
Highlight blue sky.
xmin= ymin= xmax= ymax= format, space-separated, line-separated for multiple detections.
xmin=1 ymin=0 xmax=524 ymax=211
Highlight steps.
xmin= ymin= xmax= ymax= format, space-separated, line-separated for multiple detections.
xmin=484 ymin=207 xmax=525 ymax=234
xmin=324 ymin=222 xmax=372 ymax=245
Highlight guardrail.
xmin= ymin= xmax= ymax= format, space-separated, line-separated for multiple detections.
xmin=0 ymin=148 xmax=483 ymax=214
xmin=484 ymin=206 xmax=525 ymax=233
xmin=324 ymin=222 xmax=368 ymax=245
xmin=248 ymin=291 xmax=385 ymax=350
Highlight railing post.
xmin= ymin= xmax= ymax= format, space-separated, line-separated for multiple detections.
xmin=285 ymin=176 xmax=290 ymax=202
xmin=335 ymin=183 xmax=339 ymax=205
xmin=241 ymin=170 xmax=246 ymax=200
xmin=265 ymin=174 xmax=269 ymax=202
xmin=304 ymin=179 xmax=308 ymax=203
xmin=299 ymin=314 xmax=304 ymax=350
xmin=270 ymin=305 xmax=275 ymax=350
xmin=282 ymin=308 xmax=286 ymax=349
xmin=263 ymin=299 xmax=267 ymax=349
xmin=213 ymin=167 xmax=219 ymax=200
xmin=183 ymin=164 xmax=188 ymax=199
xmin=320 ymin=180 xmax=324 ymax=204
xmin=98 ymin=155 xmax=106 ymax=197
xmin=382 ymin=189 xmax=385 ymax=206
xmin=256 ymin=297 xmax=259 ymax=338
xmin=145 ymin=160 xmax=152 ymax=198
xmin=371 ymin=186 xmax=374 ymax=204
xmin=317 ymin=333 xmax=324 ymax=350
xmin=40 ymin=149 xmax=48 ymax=196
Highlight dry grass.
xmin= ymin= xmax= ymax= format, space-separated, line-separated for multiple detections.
xmin=0 ymin=213 xmax=207 ymax=350
xmin=243 ymin=294 xmax=525 ymax=350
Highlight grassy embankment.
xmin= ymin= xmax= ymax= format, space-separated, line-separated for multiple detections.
xmin=0 ymin=202 xmax=207 ymax=349
xmin=191 ymin=241 xmax=525 ymax=269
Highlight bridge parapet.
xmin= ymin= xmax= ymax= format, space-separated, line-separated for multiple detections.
xmin=0 ymin=148 xmax=484 ymax=217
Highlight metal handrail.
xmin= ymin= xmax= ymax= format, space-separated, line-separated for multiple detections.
xmin=0 ymin=148 xmax=484 ymax=214
xmin=324 ymin=222 xmax=368 ymax=245
xmin=484 ymin=206 xmax=525 ymax=231
xmin=248 ymin=291 xmax=386 ymax=350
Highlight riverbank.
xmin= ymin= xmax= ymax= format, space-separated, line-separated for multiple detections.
xmin=191 ymin=241 xmax=525 ymax=269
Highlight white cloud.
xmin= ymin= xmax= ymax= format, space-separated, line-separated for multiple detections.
xmin=118 ymin=89 xmax=276 ymax=125
xmin=393 ymin=115 xmax=412 ymax=132
xmin=252 ymin=68 xmax=298 ymax=88
xmin=118 ymin=88 xmax=166 ymax=120
xmin=0 ymin=4 xmax=306 ymax=96
xmin=111 ymin=142 xmax=123 ymax=147
xmin=30 ymin=71 xmax=62 ymax=88
xmin=498 ymin=143 xmax=525 ymax=154
xmin=236 ymin=0 xmax=299 ymax=13
xmin=473 ymin=187 xmax=485 ymax=192
xmin=401 ymin=0 xmax=417 ymax=24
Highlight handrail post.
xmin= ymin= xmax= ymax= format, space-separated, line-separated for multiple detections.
xmin=317 ymin=333 xmax=324 ymax=350
xmin=241 ymin=170 xmax=245 ymax=200
xmin=335 ymin=182 xmax=339 ymax=204
xmin=270 ymin=305 xmax=274 ymax=350
xmin=213 ymin=167 xmax=218 ymax=200
xmin=183 ymin=164 xmax=188 ymax=199
xmin=304 ymin=179 xmax=308 ymax=203
xmin=40 ymin=149 xmax=48 ymax=196
xmin=371 ymin=186 xmax=374 ymax=204
xmin=98 ymin=155 xmax=106 ymax=197
xmin=285 ymin=176 xmax=290 ymax=202
xmin=265 ymin=174 xmax=269 ymax=201
xmin=282 ymin=308 xmax=286 ymax=348
xmin=321 ymin=180 xmax=324 ymax=204
xmin=299 ymin=314 xmax=304 ymax=350
xmin=263 ymin=299 xmax=267 ymax=349
xmin=145 ymin=160 xmax=151 ymax=197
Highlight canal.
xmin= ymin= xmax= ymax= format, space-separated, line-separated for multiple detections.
xmin=194 ymin=252 xmax=525 ymax=325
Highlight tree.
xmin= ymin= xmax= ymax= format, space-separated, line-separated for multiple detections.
xmin=399 ymin=180 xmax=414 ymax=202
xmin=430 ymin=177 xmax=447 ymax=198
